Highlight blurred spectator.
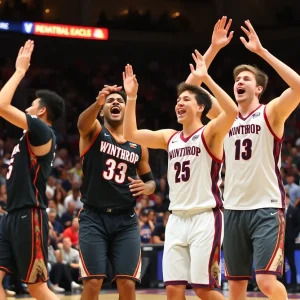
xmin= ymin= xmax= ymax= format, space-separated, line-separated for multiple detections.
xmin=46 ymin=176 xmax=56 ymax=199
xmin=0 ymin=164 xmax=8 ymax=185
xmin=284 ymin=174 xmax=300 ymax=207
xmin=64 ymin=183 xmax=82 ymax=211
xmin=48 ymin=209 xmax=64 ymax=242
xmin=152 ymin=211 xmax=170 ymax=244
xmin=63 ymin=217 xmax=79 ymax=249
xmin=282 ymin=193 xmax=300 ymax=292
xmin=61 ymin=237 xmax=81 ymax=286
xmin=61 ymin=201 xmax=77 ymax=228
xmin=151 ymin=192 xmax=169 ymax=214
xmin=139 ymin=209 xmax=154 ymax=244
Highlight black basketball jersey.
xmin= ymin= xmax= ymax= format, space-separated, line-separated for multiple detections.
xmin=80 ymin=126 xmax=142 ymax=210
xmin=6 ymin=114 xmax=56 ymax=212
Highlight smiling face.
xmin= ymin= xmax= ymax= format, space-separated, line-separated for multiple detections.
xmin=100 ymin=93 xmax=126 ymax=126
xmin=175 ymin=90 xmax=204 ymax=125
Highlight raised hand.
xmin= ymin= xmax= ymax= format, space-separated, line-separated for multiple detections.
xmin=15 ymin=40 xmax=34 ymax=74
xmin=240 ymin=20 xmax=264 ymax=54
xmin=211 ymin=16 xmax=234 ymax=50
xmin=123 ymin=64 xmax=138 ymax=98
xmin=189 ymin=50 xmax=209 ymax=80
xmin=96 ymin=85 xmax=122 ymax=106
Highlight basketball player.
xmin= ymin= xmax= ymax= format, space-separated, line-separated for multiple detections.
xmin=0 ymin=40 xmax=65 ymax=300
xmin=222 ymin=20 xmax=300 ymax=300
xmin=77 ymin=85 xmax=155 ymax=300
xmin=123 ymin=52 xmax=238 ymax=299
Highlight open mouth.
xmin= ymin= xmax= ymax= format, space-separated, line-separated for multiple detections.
xmin=177 ymin=108 xmax=186 ymax=117
xmin=110 ymin=106 xmax=121 ymax=116
xmin=237 ymin=87 xmax=246 ymax=95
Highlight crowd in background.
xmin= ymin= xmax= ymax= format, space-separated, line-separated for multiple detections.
xmin=0 ymin=7 xmax=299 ymax=293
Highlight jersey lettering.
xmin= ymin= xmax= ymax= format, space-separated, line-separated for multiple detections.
xmin=6 ymin=144 xmax=20 ymax=180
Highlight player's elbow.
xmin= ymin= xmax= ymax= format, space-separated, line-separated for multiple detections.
xmin=227 ymin=106 xmax=239 ymax=119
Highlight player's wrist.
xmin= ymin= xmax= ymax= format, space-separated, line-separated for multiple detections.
xmin=15 ymin=69 xmax=26 ymax=78
xmin=209 ymin=44 xmax=222 ymax=53
xmin=127 ymin=95 xmax=137 ymax=101
xmin=256 ymin=47 xmax=268 ymax=58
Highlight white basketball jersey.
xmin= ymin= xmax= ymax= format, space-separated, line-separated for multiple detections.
xmin=167 ymin=126 xmax=223 ymax=211
xmin=224 ymin=105 xmax=285 ymax=210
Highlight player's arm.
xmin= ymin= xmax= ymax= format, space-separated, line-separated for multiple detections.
xmin=0 ymin=40 xmax=34 ymax=130
xmin=186 ymin=17 xmax=234 ymax=119
xmin=240 ymin=20 xmax=300 ymax=125
xmin=122 ymin=64 xmax=176 ymax=150
xmin=190 ymin=51 xmax=237 ymax=156
xmin=129 ymin=146 xmax=156 ymax=196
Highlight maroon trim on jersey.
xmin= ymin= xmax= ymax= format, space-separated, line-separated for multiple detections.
xmin=80 ymin=127 xmax=102 ymax=157
xmin=207 ymin=209 xmax=222 ymax=289
xmin=263 ymin=106 xmax=284 ymax=142
xmin=201 ymin=129 xmax=224 ymax=163
xmin=273 ymin=139 xmax=285 ymax=208
xmin=167 ymin=131 xmax=179 ymax=149
xmin=238 ymin=104 xmax=262 ymax=120
xmin=210 ymin=162 xmax=223 ymax=208
xmin=179 ymin=126 xmax=204 ymax=143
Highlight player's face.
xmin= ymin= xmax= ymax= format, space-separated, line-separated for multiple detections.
xmin=25 ymin=98 xmax=44 ymax=117
xmin=234 ymin=71 xmax=262 ymax=103
xmin=101 ymin=93 xmax=126 ymax=124
xmin=175 ymin=91 xmax=203 ymax=124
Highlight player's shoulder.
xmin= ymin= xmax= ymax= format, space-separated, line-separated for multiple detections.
xmin=163 ymin=129 xmax=179 ymax=144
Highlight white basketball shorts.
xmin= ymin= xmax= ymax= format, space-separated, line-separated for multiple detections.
xmin=163 ymin=209 xmax=223 ymax=288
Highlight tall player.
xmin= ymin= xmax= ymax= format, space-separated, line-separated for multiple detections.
xmin=123 ymin=53 xmax=238 ymax=299
xmin=0 ymin=40 xmax=65 ymax=300
xmin=222 ymin=20 xmax=300 ymax=300
xmin=77 ymin=85 xmax=155 ymax=300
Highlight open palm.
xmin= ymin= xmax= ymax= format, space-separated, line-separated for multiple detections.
xmin=15 ymin=40 xmax=34 ymax=73
xmin=189 ymin=50 xmax=208 ymax=80
xmin=123 ymin=64 xmax=138 ymax=98
xmin=240 ymin=20 xmax=264 ymax=54
xmin=211 ymin=16 xmax=234 ymax=49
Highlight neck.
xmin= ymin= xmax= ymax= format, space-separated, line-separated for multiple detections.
xmin=40 ymin=116 xmax=52 ymax=127
xmin=238 ymin=97 xmax=260 ymax=117
xmin=104 ymin=122 xmax=124 ymax=137
xmin=182 ymin=120 xmax=203 ymax=137
xmin=64 ymin=248 xmax=70 ymax=253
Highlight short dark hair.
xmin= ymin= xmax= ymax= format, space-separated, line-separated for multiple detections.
xmin=36 ymin=89 xmax=65 ymax=122
xmin=177 ymin=82 xmax=212 ymax=122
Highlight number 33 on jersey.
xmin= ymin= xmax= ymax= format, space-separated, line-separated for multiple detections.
xmin=80 ymin=126 xmax=142 ymax=209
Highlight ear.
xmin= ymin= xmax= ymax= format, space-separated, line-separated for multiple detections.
xmin=37 ymin=106 xmax=46 ymax=117
xmin=256 ymin=85 xmax=263 ymax=96
xmin=197 ymin=104 xmax=205 ymax=113
xmin=100 ymin=110 xmax=104 ymax=117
